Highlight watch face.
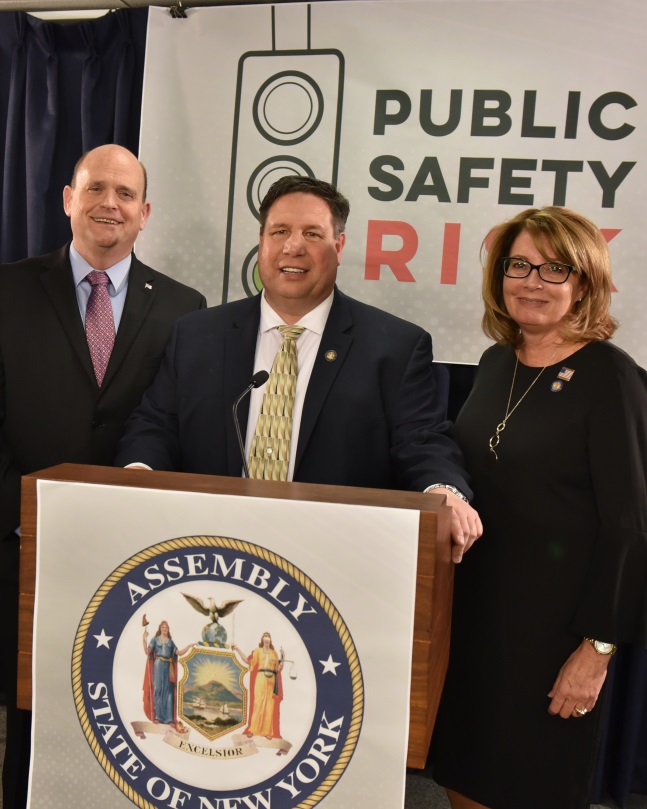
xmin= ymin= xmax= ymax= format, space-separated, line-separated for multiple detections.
xmin=594 ymin=641 xmax=614 ymax=655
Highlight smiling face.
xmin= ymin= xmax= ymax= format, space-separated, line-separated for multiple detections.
xmin=63 ymin=145 xmax=151 ymax=270
xmin=503 ymin=230 xmax=587 ymax=341
xmin=257 ymin=192 xmax=346 ymax=324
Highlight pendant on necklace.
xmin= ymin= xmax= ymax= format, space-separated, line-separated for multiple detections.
xmin=489 ymin=421 xmax=507 ymax=460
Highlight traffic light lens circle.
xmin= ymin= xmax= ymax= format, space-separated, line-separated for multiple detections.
xmin=253 ymin=70 xmax=324 ymax=145
xmin=246 ymin=156 xmax=315 ymax=220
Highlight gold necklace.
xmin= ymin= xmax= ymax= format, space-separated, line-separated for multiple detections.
xmin=488 ymin=349 xmax=557 ymax=460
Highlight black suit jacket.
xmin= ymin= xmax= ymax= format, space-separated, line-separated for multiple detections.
xmin=0 ymin=244 xmax=206 ymax=538
xmin=116 ymin=289 xmax=471 ymax=495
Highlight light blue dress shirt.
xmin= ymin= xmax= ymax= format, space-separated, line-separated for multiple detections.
xmin=69 ymin=242 xmax=131 ymax=330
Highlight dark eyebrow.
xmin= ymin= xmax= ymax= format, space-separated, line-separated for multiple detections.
xmin=265 ymin=219 xmax=328 ymax=234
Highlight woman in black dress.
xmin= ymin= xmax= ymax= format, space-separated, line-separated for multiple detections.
xmin=433 ymin=207 xmax=647 ymax=809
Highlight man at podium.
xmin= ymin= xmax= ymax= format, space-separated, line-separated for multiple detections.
xmin=116 ymin=176 xmax=482 ymax=560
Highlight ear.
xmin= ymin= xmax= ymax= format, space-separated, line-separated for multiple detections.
xmin=63 ymin=185 xmax=73 ymax=217
xmin=140 ymin=201 xmax=152 ymax=231
xmin=335 ymin=231 xmax=346 ymax=264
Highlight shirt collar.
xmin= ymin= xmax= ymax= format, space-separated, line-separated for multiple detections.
xmin=69 ymin=242 xmax=131 ymax=294
xmin=259 ymin=290 xmax=334 ymax=336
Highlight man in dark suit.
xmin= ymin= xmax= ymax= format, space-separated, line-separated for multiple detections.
xmin=117 ymin=175 xmax=482 ymax=554
xmin=0 ymin=144 xmax=206 ymax=808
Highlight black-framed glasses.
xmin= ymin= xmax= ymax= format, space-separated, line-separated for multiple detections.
xmin=502 ymin=257 xmax=575 ymax=284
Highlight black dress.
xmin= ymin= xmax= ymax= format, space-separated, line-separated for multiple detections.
xmin=432 ymin=341 xmax=647 ymax=809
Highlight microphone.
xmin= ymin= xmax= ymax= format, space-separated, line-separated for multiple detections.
xmin=233 ymin=370 xmax=269 ymax=478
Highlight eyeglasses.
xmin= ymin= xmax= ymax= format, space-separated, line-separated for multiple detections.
xmin=502 ymin=258 xmax=575 ymax=284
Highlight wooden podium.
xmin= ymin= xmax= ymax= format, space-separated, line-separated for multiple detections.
xmin=18 ymin=463 xmax=454 ymax=769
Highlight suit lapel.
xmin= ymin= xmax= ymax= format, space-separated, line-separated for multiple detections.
xmin=295 ymin=289 xmax=353 ymax=474
xmin=38 ymin=245 xmax=96 ymax=385
xmin=224 ymin=297 xmax=262 ymax=475
xmin=101 ymin=255 xmax=155 ymax=392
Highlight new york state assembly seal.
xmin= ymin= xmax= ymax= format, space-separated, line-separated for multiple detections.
xmin=73 ymin=535 xmax=363 ymax=808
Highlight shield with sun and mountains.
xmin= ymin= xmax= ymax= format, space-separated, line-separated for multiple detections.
xmin=178 ymin=646 xmax=248 ymax=740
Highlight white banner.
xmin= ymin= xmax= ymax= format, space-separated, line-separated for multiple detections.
xmin=137 ymin=0 xmax=646 ymax=366
xmin=29 ymin=479 xmax=419 ymax=809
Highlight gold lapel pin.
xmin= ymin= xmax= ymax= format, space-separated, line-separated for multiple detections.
xmin=325 ymin=350 xmax=337 ymax=362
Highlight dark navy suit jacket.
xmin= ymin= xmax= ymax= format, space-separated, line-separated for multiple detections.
xmin=116 ymin=288 xmax=471 ymax=496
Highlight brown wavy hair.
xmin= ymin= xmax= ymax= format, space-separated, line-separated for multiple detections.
xmin=481 ymin=206 xmax=617 ymax=347
xmin=258 ymin=175 xmax=350 ymax=237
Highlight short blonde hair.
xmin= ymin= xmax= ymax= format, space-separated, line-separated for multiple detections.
xmin=481 ymin=206 xmax=617 ymax=347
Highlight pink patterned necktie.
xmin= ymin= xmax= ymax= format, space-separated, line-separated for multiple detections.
xmin=85 ymin=270 xmax=115 ymax=387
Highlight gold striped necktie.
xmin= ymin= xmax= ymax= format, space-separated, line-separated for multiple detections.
xmin=249 ymin=325 xmax=305 ymax=481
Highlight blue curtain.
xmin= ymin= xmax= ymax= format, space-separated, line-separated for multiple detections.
xmin=0 ymin=8 xmax=148 ymax=263
xmin=0 ymin=10 xmax=148 ymax=808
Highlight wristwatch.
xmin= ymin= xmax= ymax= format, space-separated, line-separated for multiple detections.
xmin=584 ymin=637 xmax=617 ymax=655
xmin=425 ymin=483 xmax=468 ymax=503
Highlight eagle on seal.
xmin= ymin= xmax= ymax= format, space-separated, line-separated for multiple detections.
xmin=182 ymin=594 xmax=243 ymax=647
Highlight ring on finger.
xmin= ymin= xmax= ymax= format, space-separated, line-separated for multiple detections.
xmin=573 ymin=706 xmax=588 ymax=717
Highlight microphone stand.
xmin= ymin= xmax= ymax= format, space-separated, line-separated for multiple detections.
xmin=232 ymin=370 xmax=269 ymax=478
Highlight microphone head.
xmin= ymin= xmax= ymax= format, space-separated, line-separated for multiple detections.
xmin=252 ymin=370 xmax=269 ymax=388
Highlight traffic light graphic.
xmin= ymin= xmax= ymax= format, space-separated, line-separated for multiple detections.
xmin=222 ymin=48 xmax=345 ymax=302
